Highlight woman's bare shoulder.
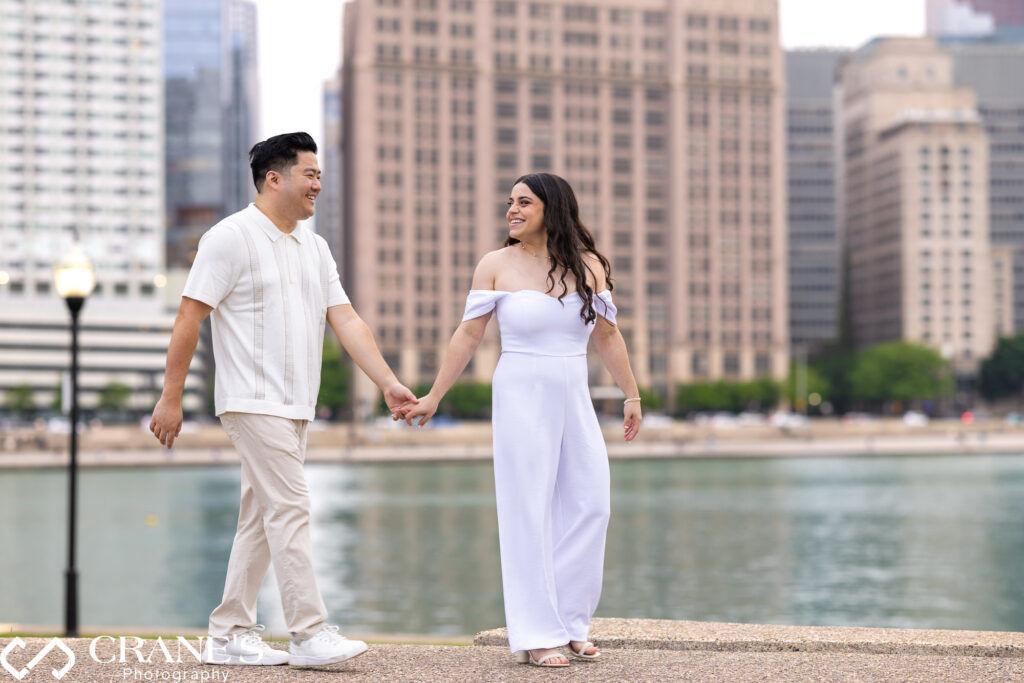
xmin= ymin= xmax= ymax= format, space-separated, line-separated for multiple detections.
xmin=472 ymin=249 xmax=511 ymax=289
xmin=479 ymin=248 xmax=514 ymax=267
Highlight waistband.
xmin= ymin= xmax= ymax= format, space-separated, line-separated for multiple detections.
xmin=500 ymin=350 xmax=587 ymax=358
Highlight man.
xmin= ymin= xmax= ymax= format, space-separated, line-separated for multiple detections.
xmin=150 ymin=132 xmax=415 ymax=667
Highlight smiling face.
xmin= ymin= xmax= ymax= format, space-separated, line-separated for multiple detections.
xmin=277 ymin=150 xmax=321 ymax=221
xmin=506 ymin=182 xmax=546 ymax=243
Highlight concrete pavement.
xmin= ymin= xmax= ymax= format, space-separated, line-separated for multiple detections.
xmin=3 ymin=641 xmax=1023 ymax=682
xmin=4 ymin=618 xmax=1024 ymax=682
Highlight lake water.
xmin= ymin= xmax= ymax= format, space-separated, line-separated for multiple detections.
xmin=2 ymin=454 xmax=1023 ymax=636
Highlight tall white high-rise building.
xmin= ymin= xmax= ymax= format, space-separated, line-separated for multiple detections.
xmin=837 ymin=38 xmax=1000 ymax=374
xmin=0 ymin=0 xmax=202 ymax=414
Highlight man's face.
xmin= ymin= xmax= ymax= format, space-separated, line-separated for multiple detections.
xmin=280 ymin=151 xmax=321 ymax=220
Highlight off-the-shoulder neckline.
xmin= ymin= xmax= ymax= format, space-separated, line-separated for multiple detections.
xmin=468 ymin=289 xmax=611 ymax=301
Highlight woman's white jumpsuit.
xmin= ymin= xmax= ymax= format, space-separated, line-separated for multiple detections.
xmin=462 ymin=288 xmax=617 ymax=653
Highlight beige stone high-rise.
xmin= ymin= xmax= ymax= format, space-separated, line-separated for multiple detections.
xmin=341 ymin=0 xmax=787 ymax=414
xmin=837 ymin=37 xmax=999 ymax=371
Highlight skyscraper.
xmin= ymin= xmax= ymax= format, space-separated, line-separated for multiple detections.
xmin=164 ymin=0 xmax=259 ymax=269
xmin=224 ymin=0 xmax=260 ymax=214
xmin=941 ymin=30 xmax=1024 ymax=333
xmin=341 ymin=0 xmax=787 ymax=413
xmin=837 ymin=38 xmax=999 ymax=372
xmin=320 ymin=74 xmax=344 ymax=262
xmin=786 ymin=49 xmax=848 ymax=352
xmin=0 ymin=0 xmax=202 ymax=412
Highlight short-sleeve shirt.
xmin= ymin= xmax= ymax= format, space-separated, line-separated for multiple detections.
xmin=182 ymin=203 xmax=350 ymax=420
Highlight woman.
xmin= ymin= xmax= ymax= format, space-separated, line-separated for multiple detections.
xmin=401 ymin=173 xmax=642 ymax=668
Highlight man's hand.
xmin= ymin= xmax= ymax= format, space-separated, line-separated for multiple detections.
xmin=150 ymin=396 xmax=183 ymax=449
xmin=383 ymin=382 xmax=418 ymax=423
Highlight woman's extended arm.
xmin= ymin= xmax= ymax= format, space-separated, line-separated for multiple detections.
xmin=402 ymin=314 xmax=491 ymax=426
xmin=592 ymin=319 xmax=642 ymax=441
xmin=401 ymin=252 xmax=499 ymax=426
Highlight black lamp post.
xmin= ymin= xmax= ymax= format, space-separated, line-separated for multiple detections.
xmin=54 ymin=245 xmax=95 ymax=638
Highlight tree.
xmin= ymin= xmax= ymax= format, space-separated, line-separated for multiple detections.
xmin=786 ymin=361 xmax=830 ymax=411
xmin=637 ymin=386 xmax=664 ymax=411
xmin=849 ymin=341 xmax=952 ymax=407
xmin=811 ymin=346 xmax=858 ymax=415
xmin=5 ymin=383 xmax=35 ymax=416
xmin=675 ymin=379 xmax=780 ymax=415
xmin=979 ymin=334 xmax=1024 ymax=401
xmin=444 ymin=382 xmax=492 ymax=419
xmin=99 ymin=381 xmax=133 ymax=416
xmin=52 ymin=378 xmax=63 ymax=412
xmin=676 ymin=381 xmax=731 ymax=414
xmin=317 ymin=336 xmax=351 ymax=420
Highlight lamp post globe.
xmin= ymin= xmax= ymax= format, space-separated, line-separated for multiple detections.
xmin=54 ymin=244 xmax=96 ymax=301
xmin=53 ymin=243 xmax=94 ymax=637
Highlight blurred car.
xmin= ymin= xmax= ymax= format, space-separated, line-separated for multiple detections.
xmin=737 ymin=412 xmax=767 ymax=427
xmin=710 ymin=412 xmax=740 ymax=429
xmin=841 ymin=412 xmax=877 ymax=424
xmin=769 ymin=412 xmax=809 ymax=429
xmin=642 ymin=413 xmax=674 ymax=429
xmin=902 ymin=411 xmax=929 ymax=427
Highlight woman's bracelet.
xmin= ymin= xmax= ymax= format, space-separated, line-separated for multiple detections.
xmin=624 ymin=397 xmax=641 ymax=404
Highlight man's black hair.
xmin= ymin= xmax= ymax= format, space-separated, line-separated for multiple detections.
xmin=249 ymin=132 xmax=317 ymax=192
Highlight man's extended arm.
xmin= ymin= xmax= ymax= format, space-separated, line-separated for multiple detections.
xmin=150 ymin=296 xmax=213 ymax=448
xmin=326 ymin=304 xmax=416 ymax=414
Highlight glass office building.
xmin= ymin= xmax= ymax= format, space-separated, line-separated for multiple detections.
xmin=164 ymin=0 xmax=258 ymax=269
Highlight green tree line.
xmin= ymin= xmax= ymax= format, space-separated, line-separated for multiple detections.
xmin=674 ymin=340 xmax=952 ymax=416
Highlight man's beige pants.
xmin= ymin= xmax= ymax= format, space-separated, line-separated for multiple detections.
xmin=208 ymin=412 xmax=328 ymax=641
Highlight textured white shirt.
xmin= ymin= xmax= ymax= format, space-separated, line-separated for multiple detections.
xmin=183 ymin=204 xmax=350 ymax=420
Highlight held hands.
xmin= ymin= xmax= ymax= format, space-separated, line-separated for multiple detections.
xmin=397 ymin=393 xmax=439 ymax=427
xmin=624 ymin=400 xmax=642 ymax=442
xmin=149 ymin=396 xmax=183 ymax=449
xmin=384 ymin=382 xmax=419 ymax=424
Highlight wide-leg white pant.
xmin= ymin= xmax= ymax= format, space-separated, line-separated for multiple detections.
xmin=491 ymin=351 xmax=611 ymax=653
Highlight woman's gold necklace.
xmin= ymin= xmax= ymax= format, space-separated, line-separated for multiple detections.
xmin=520 ymin=243 xmax=551 ymax=260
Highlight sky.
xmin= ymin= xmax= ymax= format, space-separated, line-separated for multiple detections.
xmin=250 ymin=0 xmax=926 ymax=151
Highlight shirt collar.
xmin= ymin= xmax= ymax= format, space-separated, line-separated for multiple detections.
xmin=247 ymin=203 xmax=304 ymax=243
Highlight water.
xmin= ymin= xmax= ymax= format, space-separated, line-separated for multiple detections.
xmin=2 ymin=454 xmax=1024 ymax=635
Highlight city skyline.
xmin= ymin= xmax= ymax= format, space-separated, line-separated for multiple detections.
xmin=4 ymin=0 xmax=1021 ymax=419
xmin=251 ymin=0 xmax=925 ymax=157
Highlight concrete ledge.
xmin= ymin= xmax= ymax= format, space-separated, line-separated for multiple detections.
xmin=473 ymin=618 xmax=1024 ymax=657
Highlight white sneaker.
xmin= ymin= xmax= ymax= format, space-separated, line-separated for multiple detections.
xmin=202 ymin=625 xmax=289 ymax=665
xmin=288 ymin=625 xmax=368 ymax=667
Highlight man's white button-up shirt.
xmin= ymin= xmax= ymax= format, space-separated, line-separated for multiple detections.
xmin=182 ymin=203 xmax=350 ymax=420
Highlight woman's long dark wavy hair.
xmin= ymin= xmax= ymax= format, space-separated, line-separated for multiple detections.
xmin=505 ymin=173 xmax=613 ymax=324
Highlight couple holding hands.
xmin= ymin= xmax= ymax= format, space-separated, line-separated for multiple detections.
xmin=150 ymin=132 xmax=642 ymax=670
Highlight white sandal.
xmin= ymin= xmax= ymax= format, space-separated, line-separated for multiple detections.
xmin=515 ymin=650 xmax=570 ymax=668
xmin=569 ymin=641 xmax=600 ymax=660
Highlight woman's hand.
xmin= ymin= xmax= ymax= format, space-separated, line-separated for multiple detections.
xmin=623 ymin=401 xmax=642 ymax=442
xmin=402 ymin=393 xmax=441 ymax=427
